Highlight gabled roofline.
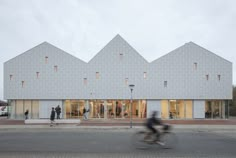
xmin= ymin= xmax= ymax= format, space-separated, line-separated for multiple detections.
xmin=151 ymin=41 xmax=232 ymax=64
xmin=188 ymin=41 xmax=232 ymax=64
xmin=88 ymin=34 xmax=149 ymax=63
xmin=4 ymin=42 xmax=87 ymax=64
xmin=150 ymin=43 xmax=186 ymax=63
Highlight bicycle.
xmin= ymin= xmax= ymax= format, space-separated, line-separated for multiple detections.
xmin=131 ymin=124 xmax=177 ymax=149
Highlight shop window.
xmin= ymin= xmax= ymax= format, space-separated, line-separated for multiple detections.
xmin=96 ymin=72 xmax=99 ymax=79
xmin=45 ymin=56 xmax=48 ymax=64
xmin=10 ymin=74 xmax=13 ymax=80
xmin=54 ymin=65 xmax=58 ymax=72
xmin=21 ymin=81 xmax=25 ymax=88
xmin=218 ymin=75 xmax=221 ymax=81
xmin=206 ymin=74 xmax=209 ymax=80
xmin=164 ymin=81 xmax=167 ymax=87
xmin=194 ymin=62 xmax=197 ymax=70
xmin=36 ymin=72 xmax=39 ymax=78
xmin=143 ymin=72 xmax=147 ymax=79
xmin=84 ymin=78 xmax=87 ymax=85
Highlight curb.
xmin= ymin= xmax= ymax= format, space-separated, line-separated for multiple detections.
xmin=1 ymin=125 xmax=236 ymax=130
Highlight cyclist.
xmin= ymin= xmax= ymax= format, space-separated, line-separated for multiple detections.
xmin=145 ymin=111 xmax=164 ymax=145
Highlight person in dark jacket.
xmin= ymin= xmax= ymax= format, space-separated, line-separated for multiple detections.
xmin=50 ymin=107 xmax=55 ymax=127
xmin=55 ymin=105 xmax=61 ymax=119
xmin=83 ymin=107 xmax=87 ymax=120
xmin=24 ymin=109 xmax=29 ymax=120
xmin=145 ymin=111 xmax=163 ymax=144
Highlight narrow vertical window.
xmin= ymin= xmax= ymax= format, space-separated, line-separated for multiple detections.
xmin=96 ymin=72 xmax=99 ymax=79
xmin=125 ymin=78 xmax=128 ymax=85
xmin=143 ymin=72 xmax=147 ymax=79
xmin=164 ymin=81 xmax=167 ymax=87
xmin=45 ymin=56 xmax=48 ymax=64
xmin=21 ymin=81 xmax=25 ymax=88
xmin=36 ymin=72 xmax=39 ymax=78
xmin=10 ymin=74 xmax=13 ymax=80
xmin=194 ymin=62 xmax=197 ymax=70
xmin=84 ymin=78 xmax=87 ymax=85
xmin=54 ymin=65 xmax=58 ymax=72
xmin=218 ymin=75 xmax=221 ymax=81
xmin=206 ymin=74 xmax=209 ymax=81
xmin=119 ymin=53 xmax=123 ymax=60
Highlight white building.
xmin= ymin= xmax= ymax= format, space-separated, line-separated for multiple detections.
xmin=4 ymin=35 xmax=232 ymax=120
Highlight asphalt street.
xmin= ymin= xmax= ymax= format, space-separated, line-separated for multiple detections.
xmin=0 ymin=129 xmax=236 ymax=158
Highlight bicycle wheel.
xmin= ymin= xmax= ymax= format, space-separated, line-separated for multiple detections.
xmin=160 ymin=132 xmax=177 ymax=149
xmin=131 ymin=131 xmax=149 ymax=149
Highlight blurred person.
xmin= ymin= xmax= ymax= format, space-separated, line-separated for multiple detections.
xmin=50 ymin=107 xmax=55 ymax=127
xmin=24 ymin=109 xmax=29 ymax=120
xmin=55 ymin=105 xmax=61 ymax=119
xmin=145 ymin=111 xmax=164 ymax=145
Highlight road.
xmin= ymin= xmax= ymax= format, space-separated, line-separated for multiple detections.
xmin=0 ymin=128 xmax=236 ymax=158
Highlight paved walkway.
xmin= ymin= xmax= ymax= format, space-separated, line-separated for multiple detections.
xmin=1 ymin=117 xmax=236 ymax=130
xmin=1 ymin=117 xmax=236 ymax=125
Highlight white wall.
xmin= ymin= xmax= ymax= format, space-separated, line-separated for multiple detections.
xmin=193 ymin=100 xmax=205 ymax=118
xmin=4 ymin=36 xmax=232 ymax=101
xmin=147 ymin=100 xmax=161 ymax=118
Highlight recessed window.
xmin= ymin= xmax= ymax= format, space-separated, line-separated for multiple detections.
xmin=164 ymin=81 xmax=167 ymax=87
xmin=54 ymin=65 xmax=58 ymax=72
xmin=194 ymin=62 xmax=197 ymax=70
xmin=84 ymin=78 xmax=87 ymax=85
xmin=36 ymin=72 xmax=39 ymax=78
xmin=143 ymin=72 xmax=147 ymax=79
xmin=45 ymin=56 xmax=48 ymax=64
xmin=10 ymin=75 xmax=13 ymax=80
xmin=96 ymin=72 xmax=99 ymax=79
xmin=21 ymin=81 xmax=25 ymax=88
xmin=218 ymin=75 xmax=221 ymax=81
xmin=119 ymin=53 xmax=123 ymax=60
xmin=206 ymin=74 xmax=209 ymax=80
xmin=125 ymin=78 xmax=128 ymax=85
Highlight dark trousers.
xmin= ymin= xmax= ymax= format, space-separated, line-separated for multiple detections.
xmin=147 ymin=125 xmax=160 ymax=140
xmin=56 ymin=113 xmax=60 ymax=119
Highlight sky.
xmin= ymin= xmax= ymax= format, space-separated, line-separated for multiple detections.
xmin=0 ymin=0 xmax=236 ymax=100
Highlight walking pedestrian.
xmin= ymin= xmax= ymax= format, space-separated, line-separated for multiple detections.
xmin=50 ymin=107 xmax=55 ymax=127
xmin=24 ymin=109 xmax=29 ymax=120
xmin=83 ymin=107 xmax=87 ymax=120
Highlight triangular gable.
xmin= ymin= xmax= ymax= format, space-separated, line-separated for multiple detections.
xmin=151 ymin=42 xmax=231 ymax=64
xmin=88 ymin=34 xmax=148 ymax=64
xmin=5 ymin=42 xmax=86 ymax=64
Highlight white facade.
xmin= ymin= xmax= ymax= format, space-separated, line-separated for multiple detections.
xmin=4 ymin=35 xmax=232 ymax=119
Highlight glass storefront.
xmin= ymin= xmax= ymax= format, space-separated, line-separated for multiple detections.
xmin=64 ymin=100 xmax=85 ymax=119
xmin=8 ymin=99 xmax=229 ymax=120
xmin=205 ymin=100 xmax=226 ymax=119
xmin=64 ymin=99 xmax=147 ymax=119
xmin=161 ymin=100 xmax=193 ymax=119
xmin=8 ymin=100 xmax=39 ymax=119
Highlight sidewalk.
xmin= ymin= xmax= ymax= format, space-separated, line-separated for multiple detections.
xmin=1 ymin=117 xmax=236 ymax=130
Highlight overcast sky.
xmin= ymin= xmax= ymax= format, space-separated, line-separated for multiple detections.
xmin=0 ymin=0 xmax=236 ymax=100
